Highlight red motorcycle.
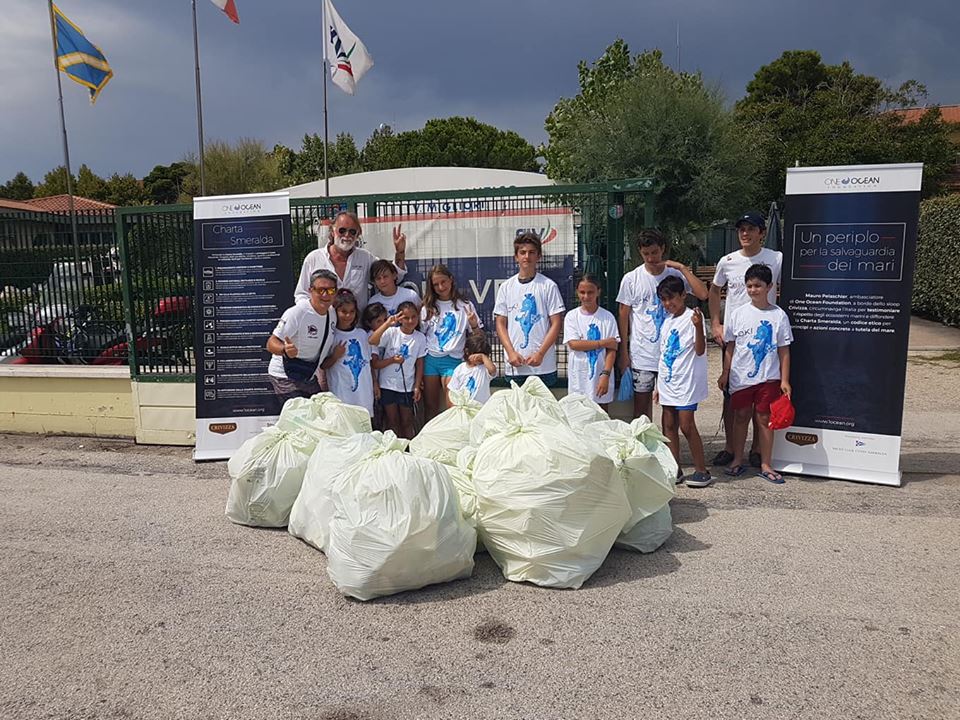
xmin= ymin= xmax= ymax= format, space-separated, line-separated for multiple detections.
xmin=12 ymin=304 xmax=123 ymax=365
xmin=92 ymin=296 xmax=192 ymax=368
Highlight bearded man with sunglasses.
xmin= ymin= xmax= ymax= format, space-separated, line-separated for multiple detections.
xmin=294 ymin=211 xmax=407 ymax=311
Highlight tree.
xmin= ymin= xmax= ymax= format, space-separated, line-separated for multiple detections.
xmin=102 ymin=173 xmax=147 ymax=206
xmin=185 ymin=138 xmax=283 ymax=196
xmin=275 ymin=133 xmax=363 ymax=186
xmin=34 ymin=166 xmax=77 ymax=197
xmin=0 ymin=172 xmax=35 ymax=200
xmin=736 ymin=50 xmax=958 ymax=200
xmin=143 ymin=162 xmax=193 ymax=205
xmin=360 ymin=117 xmax=540 ymax=172
xmin=76 ymin=164 xmax=108 ymax=201
xmin=543 ymin=42 xmax=758 ymax=234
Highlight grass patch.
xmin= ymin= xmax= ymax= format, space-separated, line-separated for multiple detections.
xmin=910 ymin=350 xmax=960 ymax=367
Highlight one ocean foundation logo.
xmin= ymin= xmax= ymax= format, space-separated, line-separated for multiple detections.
xmin=823 ymin=176 xmax=881 ymax=188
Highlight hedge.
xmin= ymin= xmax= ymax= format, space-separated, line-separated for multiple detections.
xmin=913 ymin=195 xmax=960 ymax=327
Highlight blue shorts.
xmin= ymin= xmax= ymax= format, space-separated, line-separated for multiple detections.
xmin=667 ymin=403 xmax=699 ymax=412
xmin=380 ymin=388 xmax=414 ymax=407
xmin=423 ymin=353 xmax=461 ymax=377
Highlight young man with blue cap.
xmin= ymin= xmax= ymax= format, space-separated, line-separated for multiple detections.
xmin=708 ymin=211 xmax=783 ymax=468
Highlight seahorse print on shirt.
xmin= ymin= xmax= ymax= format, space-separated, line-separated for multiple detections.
xmin=395 ymin=341 xmax=410 ymax=372
xmin=586 ymin=323 xmax=602 ymax=379
xmin=645 ymin=294 xmax=667 ymax=343
xmin=435 ymin=312 xmax=458 ymax=350
xmin=342 ymin=338 xmax=366 ymax=391
xmin=662 ymin=329 xmax=682 ymax=383
xmin=515 ymin=293 xmax=542 ymax=349
xmin=465 ymin=375 xmax=477 ymax=397
xmin=747 ymin=320 xmax=776 ymax=378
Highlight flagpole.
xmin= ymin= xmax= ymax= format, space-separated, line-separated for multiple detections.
xmin=191 ymin=0 xmax=207 ymax=195
xmin=47 ymin=0 xmax=81 ymax=271
xmin=321 ymin=0 xmax=330 ymax=197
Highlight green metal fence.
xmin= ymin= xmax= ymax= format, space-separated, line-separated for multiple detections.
xmin=0 ymin=207 xmax=123 ymax=363
xmin=113 ymin=177 xmax=654 ymax=382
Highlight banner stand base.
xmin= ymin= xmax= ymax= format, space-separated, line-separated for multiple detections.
xmin=773 ymin=461 xmax=902 ymax=488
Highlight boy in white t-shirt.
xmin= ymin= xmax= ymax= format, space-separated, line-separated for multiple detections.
xmin=709 ymin=211 xmax=783 ymax=468
xmin=717 ymin=264 xmax=793 ymax=484
xmin=494 ymin=232 xmax=566 ymax=387
xmin=368 ymin=259 xmax=421 ymax=316
xmin=654 ymin=276 xmax=712 ymax=488
xmin=447 ymin=330 xmax=497 ymax=405
xmin=617 ymin=229 xmax=708 ymax=420
xmin=564 ymin=274 xmax=619 ymax=409
xmin=368 ymin=301 xmax=427 ymax=439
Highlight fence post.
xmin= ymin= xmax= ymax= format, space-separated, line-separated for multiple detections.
xmin=605 ymin=190 xmax=626 ymax=309
xmin=114 ymin=208 xmax=140 ymax=378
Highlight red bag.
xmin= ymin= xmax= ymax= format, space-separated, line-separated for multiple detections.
xmin=768 ymin=393 xmax=795 ymax=430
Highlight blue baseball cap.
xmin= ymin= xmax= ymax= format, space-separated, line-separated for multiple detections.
xmin=735 ymin=211 xmax=766 ymax=230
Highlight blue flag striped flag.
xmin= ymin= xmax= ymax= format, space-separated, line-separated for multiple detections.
xmin=52 ymin=4 xmax=114 ymax=103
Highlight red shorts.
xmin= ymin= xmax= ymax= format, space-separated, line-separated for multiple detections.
xmin=730 ymin=380 xmax=781 ymax=413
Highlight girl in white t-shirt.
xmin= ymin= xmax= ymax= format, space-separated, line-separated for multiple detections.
xmin=654 ymin=275 xmax=712 ymax=488
xmin=448 ymin=330 xmax=497 ymax=405
xmin=368 ymin=301 xmax=427 ymax=439
xmin=563 ymin=274 xmax=619 ymax=408
xmin=322 ymin=290 xmax=375 ymax=417
xmin=420 ymin=264 xmax=482 ymax=420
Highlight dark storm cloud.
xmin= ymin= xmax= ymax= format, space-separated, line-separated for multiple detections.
xmin=2 ymin=0 xmax=957 ymax=182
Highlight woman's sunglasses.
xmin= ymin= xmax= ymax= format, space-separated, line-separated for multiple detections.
xmin=311 ymin=286 xmax=338 ymax=297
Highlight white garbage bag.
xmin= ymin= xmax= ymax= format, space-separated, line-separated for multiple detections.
xmin=326 ymin=432 xmax=477 ymax=601
xmin=288 ymin=432 xmax=382 ymax=551
xmin=276 ymin=392 xmax=371 ymax=440
xmin=409 ymin=389 xmax=481 ymax=466
xmin=559 ymin=393 xmax=610 ymax=427
xmin=473 ymin=415 xmax=630 ymax=589
xmin=620 ymin=503 xmax=673 ymax=553
xmin=470 ymin=376 xmax=567 ymax=445
xmin=225 ymin=426 xmax=317 ymax=527
xmin=585 ymin=417 xmax=677 ymax=551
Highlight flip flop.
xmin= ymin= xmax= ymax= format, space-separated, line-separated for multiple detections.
xmin=757 ymin=469 xmax=785 ymax=484
xmin=724 ymin=464 xmax=747 ymax=477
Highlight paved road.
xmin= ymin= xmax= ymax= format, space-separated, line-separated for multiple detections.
xmin=2 ymin=348 xmax=959 ymax=719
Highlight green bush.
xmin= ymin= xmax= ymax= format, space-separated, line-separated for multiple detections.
xmin=914 ymin=195 xmax=960 ymax=327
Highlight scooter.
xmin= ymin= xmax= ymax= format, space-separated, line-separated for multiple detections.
xmin=91 ymin=296 xmax=192 ymax=368
xmin=12 ymin=304 xmax=123 ymax=365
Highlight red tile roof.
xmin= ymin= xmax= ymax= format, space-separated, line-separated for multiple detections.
xmin=24 ymin=195 xmax=116 ymax=211
xmin=891 ymin=105 xmax=960 ymax=124
xmin=0 ymin=197 xmax=42 ymax=211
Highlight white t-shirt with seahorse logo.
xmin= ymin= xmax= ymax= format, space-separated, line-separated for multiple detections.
xmin=723 ymin=303 xmax=793 ymax=394
xmin=616 ymin=265 xmax=689 ymax=372
xmin=656 ymin=307 xmax=708 ymax=407
xmin=493 ymin=273 xmax=566 ymax=377
xmin=562 ymin=305 xmax=619 ymax=403
xmin=421 ymin=298 xmax=482 ymax=358
xmin=326 ymin=327 xmax=375 ymax=417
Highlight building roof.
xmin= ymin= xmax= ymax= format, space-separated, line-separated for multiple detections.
xmin=23 ymin=195 xmax=116 ymax=211
xmin=0 ymin=197 xmax=42 ymax=212
xmin=282 ymin=166 xmax=553 ymax=199
xmin=891 ymin=105 xmax=960 ymax=124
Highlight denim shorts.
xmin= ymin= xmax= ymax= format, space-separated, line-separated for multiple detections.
xmin=380 ymin=388 xmax=414 ymax=407
xmin=423 ymin=353 xmax=461 ymax=377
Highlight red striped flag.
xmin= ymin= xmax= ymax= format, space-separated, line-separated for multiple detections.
xmin=209 ymin=0 xmax=239 ymax=23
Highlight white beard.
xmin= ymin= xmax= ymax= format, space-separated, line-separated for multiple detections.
xmin=333 ymin=237 xmax=356 ymax=253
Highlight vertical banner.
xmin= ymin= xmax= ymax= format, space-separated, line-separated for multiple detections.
xmin=193 ymin=192 xmax=293 ymax=461
xmin=774 ymin=164 xmax=923 ymax=486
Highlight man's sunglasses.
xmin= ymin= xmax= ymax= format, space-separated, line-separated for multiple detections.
xmin=336 ymin=227 xmax=359 ymax=237
xmin=311 ymin=286 xmax=338 ymax=297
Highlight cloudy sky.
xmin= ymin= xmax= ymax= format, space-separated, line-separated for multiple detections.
xmin=2 ymin=0 xmax=957 ymax=183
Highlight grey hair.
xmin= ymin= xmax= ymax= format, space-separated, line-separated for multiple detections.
xmin=309 ymin=269 xmax=339 ymax=287
xmin=327 ymin=210 xmax=362 ymax=239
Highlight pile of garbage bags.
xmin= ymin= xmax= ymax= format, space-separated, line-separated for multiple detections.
xmin=225 ymin=380 xmax=678 ymax=600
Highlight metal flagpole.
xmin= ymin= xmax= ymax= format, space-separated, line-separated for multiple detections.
xmin=46 ymin=0 xmax=81 ymax=270
xmin=192 ymin=0 xmax=207 ymax=195
xmin=321 ymin=0 xmax=330 ymax=197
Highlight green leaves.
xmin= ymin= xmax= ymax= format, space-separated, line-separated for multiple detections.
xmin=914 ymin=196 xmax=960 ymax=327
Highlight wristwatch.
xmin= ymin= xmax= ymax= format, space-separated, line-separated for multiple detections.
xmin=599 ymin=370 xmax=611 ymax=377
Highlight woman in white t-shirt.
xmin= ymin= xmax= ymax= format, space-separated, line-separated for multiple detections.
xmin=563 ymin=274 xmax=619 ymax=408
xmin=266 ymin=269 xmax=338 ymax=406
xmin=321 ymin=289 xmax=375 ymax=417
xmin=420 ymin=264 xmax=482 ymax=420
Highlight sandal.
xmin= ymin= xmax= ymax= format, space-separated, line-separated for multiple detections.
xmin=749 ymin=451 xmax=762 ymax=468
xmin=724 ymin=464 xmax=747 ymax=477
xmin=685 ymin=471 xmax=714 ymax=488
xmin=757 ymin=469 xmax=785 ymax=484
xmin=712 ymin=450 xmax=734 ymax=466
xmin=676 ymin=469 xmax=685 ymax=486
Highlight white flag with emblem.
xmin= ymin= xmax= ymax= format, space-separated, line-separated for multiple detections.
xmin=323 ymin=0 xmax=373 ymax=95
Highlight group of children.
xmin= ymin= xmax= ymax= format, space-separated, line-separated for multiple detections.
xmin=275 ymin=212 xmax=793 ymax=484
